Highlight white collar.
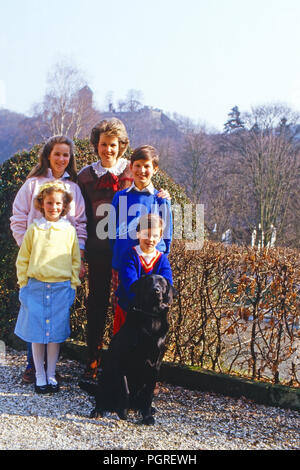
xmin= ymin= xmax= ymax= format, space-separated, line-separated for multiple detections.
xmin=46 ymin=168 xmax=70 ymax=180
xmin=90 ymin=158 xmax=128 ymax=178
xmin=33 ymin=216 xmax=71 ymax=230
xmin=135 ymin=245 xmax=158 ymax=261
xmin=126 ymin=182 xmax=155 ymax=194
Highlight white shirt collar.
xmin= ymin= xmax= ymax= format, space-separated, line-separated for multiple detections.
xmin=33 ymin=216 xmax=71 ymax=230
xmin=135 ymin=245 xmax=158 ymax=262
xmin=46 ymin=168 xmax=70 ymax=180
xmin=89 ymin=158 xmax=128 ymax=178
xmin=126 ymin=182 xmax=155 ymax=194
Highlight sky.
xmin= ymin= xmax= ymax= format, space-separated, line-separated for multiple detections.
xmin=1 ymin=0 xmax=300 ymax=131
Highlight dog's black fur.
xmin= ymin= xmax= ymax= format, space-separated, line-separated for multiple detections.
xmin=79 ymin=274 xmax=176 ymax=425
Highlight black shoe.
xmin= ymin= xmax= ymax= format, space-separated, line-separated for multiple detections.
xmin=34 ymin=383 xmax=49 ymax=394
xmin=47 ymin=382 xmax=59 ymax=393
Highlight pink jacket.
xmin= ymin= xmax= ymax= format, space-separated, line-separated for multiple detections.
xmin=10 ymin=170 xmax=87 ymax=249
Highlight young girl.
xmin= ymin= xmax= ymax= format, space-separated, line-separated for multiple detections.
xmin=10 ymin=135 xmax=87 ymax=383
xmin=14 ymin=181 xmax=81 ymax=394
xmin=114 ymin=213 xmax=173 ymax=334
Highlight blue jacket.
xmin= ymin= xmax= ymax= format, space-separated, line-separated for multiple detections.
xmin=116 ymin=247 xmax=173 ymax=311
xmin=109 ymin=187 xmax=172 ymax=270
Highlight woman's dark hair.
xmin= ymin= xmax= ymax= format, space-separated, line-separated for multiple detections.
xmin=27 ymin=135 xmax=77 ymax=182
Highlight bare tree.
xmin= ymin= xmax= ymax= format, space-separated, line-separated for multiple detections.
xmin=31 ymin=61 xmax=99 ymax=139
xmin=124 ymin=89 xmax=143 ymax=112
xmin=223 ymin=104 xmax=300 ymax=246
xmin=177 ymin=125 xmax=212 ymax=203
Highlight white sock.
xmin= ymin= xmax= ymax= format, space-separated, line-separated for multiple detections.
xmin=46 ymin=342 xmax=60 ymax=385
xmin=32 ymin=343 xmax=47 ymax=386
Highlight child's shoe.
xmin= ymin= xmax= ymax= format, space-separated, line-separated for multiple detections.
xmin=34 ymin=383 xmax=49 ymax=394
xmin=82 ymin=359 xmax=100 ymax=380
xmin=22 ymin=365 xmax=35 ymax=384
xmin=47 ymin=377 xmax=59 ymax=393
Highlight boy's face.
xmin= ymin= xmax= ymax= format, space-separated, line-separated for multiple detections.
xmin=98 ymin=134 xmax=119 ymax=168
xmin=130 ymin=159 xmax=158 ymax=190
xmin=137 ymin=227 xmax=162 ymax=254
xmin=42 ymin=192 xmax=64 ymax=222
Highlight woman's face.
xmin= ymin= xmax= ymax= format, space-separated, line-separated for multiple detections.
xmin=97 ymin=134 xmax=119 ymax=168
xmin=48 ymin=143 xmax=71 ymax=178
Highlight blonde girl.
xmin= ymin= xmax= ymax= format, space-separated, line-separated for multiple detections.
xmin=14 ymin=181 xmax=81 ymax=394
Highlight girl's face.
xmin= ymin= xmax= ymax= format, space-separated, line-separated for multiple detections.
xmin=48 ymin=143 xmax=71 ymax=178
xmin=97 ymin=134 xmax=119 ymax=168
xmin=137 ymin=227 xmax=162 ymax=254
xmin=42 ymin=191 xmax=64 ymax=222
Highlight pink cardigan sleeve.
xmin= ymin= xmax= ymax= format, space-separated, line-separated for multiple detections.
xmin=69 ymin=182 xmax=87 ymax=250
xmin=10 ymin=179 xmax=35 ymax=247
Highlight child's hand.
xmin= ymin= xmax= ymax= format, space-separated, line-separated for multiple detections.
xmin=79 ymin=259 xmax=86 ymax=278
xmin=157 ymin=188 xmax=171 ymax=200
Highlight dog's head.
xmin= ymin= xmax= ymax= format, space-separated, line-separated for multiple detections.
xmin=131 ymin=274 xmax=177 ymax=313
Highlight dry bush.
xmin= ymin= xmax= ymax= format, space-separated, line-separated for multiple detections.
xmin=167 ymin=241 xmax=300 ymax=386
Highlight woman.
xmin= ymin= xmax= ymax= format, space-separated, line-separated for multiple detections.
xmin=78 ymin=118 xmax=170 ymax=379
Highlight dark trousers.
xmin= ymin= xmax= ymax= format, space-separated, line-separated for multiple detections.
xmin=86 ymin=250 xmax=112 ymax=365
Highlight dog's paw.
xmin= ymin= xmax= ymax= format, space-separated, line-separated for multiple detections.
xmin=117 ymin=409 xmax=128 ymax=420
xmin=142 ymin=415 xmax=155 ymax=425
xmin=90 ymin=408 xmax=106 ymax=419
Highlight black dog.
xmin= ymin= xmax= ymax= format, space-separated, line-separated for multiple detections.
xmin=79 ymin=274 xmax=176 ymax=425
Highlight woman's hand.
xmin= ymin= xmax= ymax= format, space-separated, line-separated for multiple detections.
xmin=157 ymin=188 xmax=171 ymax=200
xmin=79 ymin=250 xmax=86 ymax=278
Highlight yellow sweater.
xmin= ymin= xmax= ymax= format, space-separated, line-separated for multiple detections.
xmin=16 ymin=217 xmax=81 ymax=289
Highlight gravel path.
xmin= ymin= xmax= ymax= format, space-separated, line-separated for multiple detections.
xmin=0 ymin=347 xmax=299 ymax=451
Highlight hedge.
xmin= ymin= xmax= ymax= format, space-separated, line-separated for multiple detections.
xmin=0 ymin=138 xmax=190 ymax=342
xmin=1 ymin=140 xmax=299 ymax=387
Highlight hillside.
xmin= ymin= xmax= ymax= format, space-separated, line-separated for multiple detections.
xmin=0 ymin=106 xmax=184 ymax=164
xmin=99 ymin=107 xmax=183 ymax=147
xmin=0 ymin=109 xmax=34 ymax=163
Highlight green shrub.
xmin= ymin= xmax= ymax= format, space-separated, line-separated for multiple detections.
xmin=0 ymin=139 xmax=190 ymax=342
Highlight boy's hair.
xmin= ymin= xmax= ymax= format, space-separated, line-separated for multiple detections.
xmin=27 ymin=135 xmax=77 ymax=182
xmin=34 ymin=181 xmax=73 ymax=217
xmin=90 ymin=118 xmax=129 ymax=158
xmin=136 ymin=213 xmax=164 ymax=234
xmin=130 ymin=145 xmax=159 ymax=168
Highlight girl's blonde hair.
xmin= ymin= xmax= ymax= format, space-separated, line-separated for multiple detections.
xmin=90 ymin=118 xmax=129 ymax=158
xmin=27 ymin=135 xmax=77 ymax=182
xmin=34 ymin=181 xmax=73 ymax=217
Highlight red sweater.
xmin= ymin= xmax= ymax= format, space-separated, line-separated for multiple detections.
xmin=78 ymin=159 xmax=132 ymax=254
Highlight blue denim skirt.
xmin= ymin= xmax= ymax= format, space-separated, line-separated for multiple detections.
xmin=15 ymin=278 xmax=76 ymax=344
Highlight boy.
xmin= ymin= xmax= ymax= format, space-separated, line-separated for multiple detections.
xmin=110 ymin=145 xmax=172 ymax=269
xmin=109 ymin=145 xmax=172 ymax=317
xmin=113 ymin=213 xmax=173 ymax=334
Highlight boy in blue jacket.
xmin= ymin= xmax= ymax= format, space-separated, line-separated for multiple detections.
xmin=113 ymin=213 xmax=173 ymax=334
xmin=109 ymin=145 xmax=172 ymax=323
